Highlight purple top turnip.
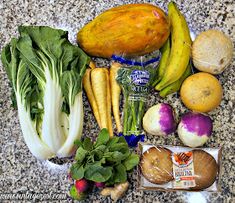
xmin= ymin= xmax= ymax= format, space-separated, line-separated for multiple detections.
xmin=143 ymin=103 xmax=176 ymax=136
xmin=178 ymin=112 xmax=213 ymax=147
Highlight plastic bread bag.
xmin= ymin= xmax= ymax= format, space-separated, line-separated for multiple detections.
xmin=112 ymin=51 xmax=161 ymax=147
xmin=137 ymin=142 xmax=222 ymax=192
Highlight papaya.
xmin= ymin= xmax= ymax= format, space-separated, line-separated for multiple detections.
xmin=77 ymin=4 xmax=170 ymax=58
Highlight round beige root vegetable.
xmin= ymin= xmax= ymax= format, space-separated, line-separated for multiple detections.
xmin=192 ymin=29 xmax=233 ymax=74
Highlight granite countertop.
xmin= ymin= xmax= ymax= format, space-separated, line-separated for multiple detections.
xmin=0 ymin=0 xmax=234 ymax=202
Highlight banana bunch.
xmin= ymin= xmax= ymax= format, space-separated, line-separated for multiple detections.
xmin=153 ymin=2 xmax=192 ymax=97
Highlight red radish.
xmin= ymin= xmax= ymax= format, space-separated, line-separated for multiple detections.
xmin=75 ymin=179 xmax=89 ymax=192
xmin=95 ymin=182 xmax=105 ymax=188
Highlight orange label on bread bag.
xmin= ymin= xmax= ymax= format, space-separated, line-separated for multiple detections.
xmin=172 ymin=151 xmax=196 ymax=188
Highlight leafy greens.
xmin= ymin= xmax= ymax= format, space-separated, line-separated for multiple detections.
xmin=70 ymin=129 xmax=139 ymax=185
xmin=1 ymin=26 xmax=90 ymax=159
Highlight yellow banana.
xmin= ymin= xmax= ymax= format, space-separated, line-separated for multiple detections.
xmin=152 ymin=38 xmax=171 ymax=87
xmin=155 ymin=2 xmax=191 ymax=91
xmin=159 ymin=62 xmax=192 ymax=98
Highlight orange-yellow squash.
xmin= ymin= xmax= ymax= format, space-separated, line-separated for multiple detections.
xmin=77 ymin=4 xmax=170 ymax=58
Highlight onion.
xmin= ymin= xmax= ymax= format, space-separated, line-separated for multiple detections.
xmin=143 ymin=103 xmax=176 ymax=136
xmin=178 ymin=112 xmax=213 ymax=147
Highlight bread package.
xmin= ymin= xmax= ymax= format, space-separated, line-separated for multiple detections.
xmin=138 ymin=143 xmax=222 ymax=192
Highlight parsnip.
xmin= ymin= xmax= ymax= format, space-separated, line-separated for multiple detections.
xmin=83 ymin=68 xmax=101 ymax=127
xmin=91 ymin=68 xmax=109 ymax=130
xmin=89 ymin=60 xmax=96 ymax=69
xmin=110 ymin=63 xmax=122 ymax=133
xmin=104 ymin=68 xmax=113 ymax=137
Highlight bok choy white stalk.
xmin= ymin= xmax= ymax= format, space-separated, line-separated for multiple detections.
xmin=1 ymin=39 xmax=54 ymax=159
xmin=1 ymin=26 xmax=90 ymax=159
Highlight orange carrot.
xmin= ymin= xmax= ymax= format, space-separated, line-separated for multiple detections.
xmin=104 ymin=68 xmax=113 ymax=137
xmin=110 ymin=63 xmax=122 ymax=133
xmin=83 ymin=69 xmax=101 ymax=128
xmin=91 ymin=68 xmax=109 ymax=131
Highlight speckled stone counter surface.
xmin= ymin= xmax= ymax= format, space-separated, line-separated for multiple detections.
xmin=0 ymin=0 xmax=234 ymax=202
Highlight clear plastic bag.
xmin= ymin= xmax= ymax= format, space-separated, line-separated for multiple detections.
xmin=112 ymin=52 xmax=161 ymax=147
xmin=137 ymin=142 xmax=222 ymax=192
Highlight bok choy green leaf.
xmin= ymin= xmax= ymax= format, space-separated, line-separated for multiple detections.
xmin=1 ymin=26 xmax=90 ymax=159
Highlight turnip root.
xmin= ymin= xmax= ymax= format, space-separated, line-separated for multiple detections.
xmin=178 ymin=112 xmax=213 ymax=147
xmin=143 ymin=103 xmax=176 ymax=136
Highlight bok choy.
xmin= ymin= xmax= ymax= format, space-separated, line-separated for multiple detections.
xmin=1 ymin=26 xmax=90 ymax=159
